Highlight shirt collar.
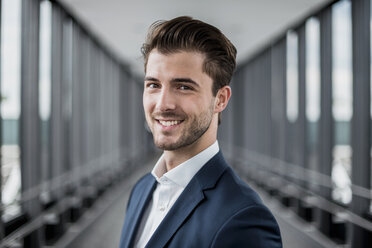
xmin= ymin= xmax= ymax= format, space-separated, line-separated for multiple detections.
xmin=151 ymin=141 xmax=219 ymax=188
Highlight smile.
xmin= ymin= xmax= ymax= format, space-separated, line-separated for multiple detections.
xmin=157 ymin=120 xmax=183 ymax=127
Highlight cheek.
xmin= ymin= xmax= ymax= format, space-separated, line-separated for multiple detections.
xmin=143 ymin=94 xmax=152 ymax=113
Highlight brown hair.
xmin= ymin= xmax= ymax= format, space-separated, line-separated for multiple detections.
xmin=142 ymin=16 xmax=237 ymax=96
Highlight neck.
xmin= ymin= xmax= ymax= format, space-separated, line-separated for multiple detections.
xmin=163 ymin=138 xmax=216 ymax=172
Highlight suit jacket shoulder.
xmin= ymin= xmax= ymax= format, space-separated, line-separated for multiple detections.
xmin=184 ymin=157 xmax=282 ymax=248
xmin=206 ymin=166 xmax=282 ymax=247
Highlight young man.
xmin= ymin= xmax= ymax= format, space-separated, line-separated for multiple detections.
xmin=119 ymin=16 xmax=282 ymax=248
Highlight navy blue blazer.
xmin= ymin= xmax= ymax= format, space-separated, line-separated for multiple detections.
xmin=119 ymin=152 xmax=282 ymax=248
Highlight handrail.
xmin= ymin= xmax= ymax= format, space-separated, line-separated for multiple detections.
xmin=224 ymin=143 xmax=372 ymax=200
xmin=225 ymin=149 xmax=372 ymax=232
xmin=0 ymin=150 xmax=153 ymax=246
xmin=0 ymin=197 xmax=73 ymax=247
xmin=0 ymin=147 xmax=137 ymax=212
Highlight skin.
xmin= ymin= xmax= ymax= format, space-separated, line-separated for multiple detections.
xmin=143 ymin=49 xmax=231 ymax=172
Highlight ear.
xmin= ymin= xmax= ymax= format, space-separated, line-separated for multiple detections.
xmin=214 ymin=86 xmax=231 ymax=113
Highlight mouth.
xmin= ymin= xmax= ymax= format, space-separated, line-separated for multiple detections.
xmin=156 ymin=119 xmax=184 ymax=127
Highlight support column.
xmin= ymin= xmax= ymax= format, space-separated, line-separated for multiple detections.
xmin=20 ymin=0 xmax=42 ymax=246
xmin=0 ymin=0 xmax=3 ymax=239
xmin=271 ymin=39 xmax=287 ymax=163
xmin=296 ymin=24 xmax=308 ymax=217
xmin=317 ymin=7 xmax=333 ymax=236
xmin=298 ymin=25 xmax=306 ymax=186
xmin=350 ymin=0 xmax=371 ymax=247
xmin=51 ymin=2 xmax=63 ymax=198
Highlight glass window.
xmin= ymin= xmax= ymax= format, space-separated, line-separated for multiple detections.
xmin=1 ymin=0 xmax=22 ymax=217
xmin=331 ymin=0 xmax=353 ymax=205
xmin=305 ymin=17 xmax=320 ymax=182
xmin=286 ymin=30 xmax=299 ymax=123
xmin=39 ymin=0 xmax=52 ymax=185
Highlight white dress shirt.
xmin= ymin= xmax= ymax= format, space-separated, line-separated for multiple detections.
xmin=134 ymin=141 xmax=219 ymax=248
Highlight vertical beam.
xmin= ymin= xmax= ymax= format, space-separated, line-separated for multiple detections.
xmin=263 ymin=50 xmax=272 ymax=157
xmin=62 ymin=19 xmax=72 ymax=175
xmin=253 ymin=58 xmax=259 ymax=154
xmin=0 ymin=0 xmax=3 ymax=239
xmin=232 ymin=69 xmax=244 ymax=155
xmin=135 ymin=80 xmax=144 ymax=160
xmin=71 ymin=25 xmax=81 ymax=191
xmin=98 ymin=52 xmax=104 ymax=171
xmin=116 ymin=68 xmax=121 ymax=165
xmin=130 ymin=78 xmax=136 ymax=162
xmin=94 ymin=47 xmax=101 ymax=166
xmin=20 ymin=0 xmax=42 ymax=245
xmin=78 ymin=33 xmax=86 ymax=171
xmin=128 ymin=73 xmax=134 ymax=160
xmin=51 ymin=3 xmax=63 ymax=196
xmin=280 ymin=39 xmax=288 ymax=182
xmin=298 ymin=25 xmax=307 ymax=188
xmin=119 ymin=68 xmax=128 ymax=167
xmin=294 ymin=25 xmax=307 ymax=217
xmin=221 ymin=74 xmax=234 ymax=155
xmin=20 ymin=0 xmax=41 ymax=218
xmin=98 ymin=51 xmax=105 ymax=168
xmin=285 ymin=49 xmax=294 ymax=167
xmin=350 ymin=0 xmax=371 ymax=246
xmin=243 ymin=66 xmax=251 ymax=152
xmin=271 ymin=39 xmax=287 ymax=162
xmin=113 ymin=64 xmax=119 ymax=170
xmin=270 ymin=38 xmax=288 ymax=193
xmin=256 ymin=52 xmax=271 ymax=156
xmin=218 ymin=68 xmax=234 ymax=155
xmin=86 ymin=42 xmax=94 ymax=169
xmin=317 ymin=6 xmax=333 ymax=236
xmin=81 ymin=37 xmax=90 ymax=169
xmin=250 ymin=61 xmax=257 ymax=153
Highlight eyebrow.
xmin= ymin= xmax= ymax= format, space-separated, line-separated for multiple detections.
xmin=144 ymin=77 xmax=159 ymax=82
xmin=144 ymin=77 xmax=199 ymax=87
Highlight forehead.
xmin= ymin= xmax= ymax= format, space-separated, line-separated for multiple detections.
xmin=146 ymin=50 xmax=206 ymax=76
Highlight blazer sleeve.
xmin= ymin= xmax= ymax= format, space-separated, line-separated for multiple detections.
xmin=210 ymin=204 xmax=282 ymax=248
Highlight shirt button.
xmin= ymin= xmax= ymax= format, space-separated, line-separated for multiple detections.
xmin=159 ymin=207 xmax=165 ymax=211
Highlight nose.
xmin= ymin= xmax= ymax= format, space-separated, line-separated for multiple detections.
xmin=156 ymin=87 xmax=176 ymax=111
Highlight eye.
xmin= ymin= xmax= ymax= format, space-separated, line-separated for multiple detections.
xmin=179 ymin=85 xmax=192 ymax=90
xmin=146 ymin=82 xmax=159 ymax=89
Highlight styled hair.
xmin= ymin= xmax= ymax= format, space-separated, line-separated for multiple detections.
xmin=141 ymin=16 xmax=237 ymax=96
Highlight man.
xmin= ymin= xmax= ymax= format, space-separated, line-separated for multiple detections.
xmin=119 ymin=16 xmax=282 ymax=248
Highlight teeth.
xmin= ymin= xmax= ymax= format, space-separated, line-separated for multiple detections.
xmin=159 ymin=120 xmax=181 ymax=127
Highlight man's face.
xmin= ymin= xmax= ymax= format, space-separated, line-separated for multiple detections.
xmin=143 ymin=50 xmax=216 ymax=151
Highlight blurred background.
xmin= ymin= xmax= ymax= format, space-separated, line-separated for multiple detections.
xmin=0 ymin=0 xmax=371 ymax=247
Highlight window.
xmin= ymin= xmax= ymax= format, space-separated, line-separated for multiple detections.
xmin=305 ymin=17 xmax=320 ymax=184
xmin=39 ymin=0 xmax=52 ymax=186
xmin=286 ymin=30 xmax=299 ymax=123
xmin=1 ymin=0 xmax=22 ymax=218
xmin=331 ymin=0 xmax=353 ymax=205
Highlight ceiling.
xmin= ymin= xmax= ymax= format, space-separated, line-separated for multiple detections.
xmin=58 ymin=0 xmax=332 ymax=76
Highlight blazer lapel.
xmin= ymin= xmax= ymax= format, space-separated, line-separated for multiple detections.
xmin=121 ymin=175 xmax=157 ymax=248
xmin=145 ymin=152 xmax=228 ymax=248
xmin=145 ymin=180 xmax=204 ymax=248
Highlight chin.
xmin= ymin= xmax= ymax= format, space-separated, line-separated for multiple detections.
xmin=154 ymin=142 xmax=179 ymax=151
xmin=154 ymin=138 xmax=181 ymax=151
